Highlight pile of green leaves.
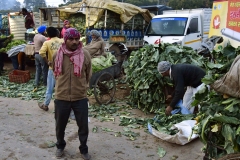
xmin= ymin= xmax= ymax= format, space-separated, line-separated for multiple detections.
xmin=68 ymin=13 xmax=86 ymax=36
xmin=91 ymin=52 xmax=117 ymax=73
xmin=0 ymin=34 xmax=14 ymax=53
xmin=149 ymin=112 xmax=194 ymax=135
xmin=89 ymin=103 xmax=144 ymax=140
xmin=123 ymin=43 xmax=208 ymax=113
xmin=192 ymin=45 xmax=240 ymax=159
xmin=0 ymin=74 xmax=46 ymax=101
xmin=0 ymin=38 xmax=26 ymax=53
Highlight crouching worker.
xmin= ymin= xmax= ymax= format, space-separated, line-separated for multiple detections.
xmin=83 ymin=29 xmax=105 ymax=58
xmin=53 ymin=28 xmax=92 ymax=159
xmin=157 ymin=61 xmax=206 ymax=116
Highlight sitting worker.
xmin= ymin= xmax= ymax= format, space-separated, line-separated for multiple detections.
xmin=157 ymin=61 xmax=206 ymax=115
xmin=83 ymin=30 xmax=105 ymax=58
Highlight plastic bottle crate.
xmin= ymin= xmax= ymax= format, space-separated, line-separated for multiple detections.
xmin=9 ymin=70 xmax=31 ymax=83
xmin=25 ymin=33 xmax=35 ymax=42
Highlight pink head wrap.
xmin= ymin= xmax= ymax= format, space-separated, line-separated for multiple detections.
xmin=63 ymin=28 xmax=80 ymax=43
xmin=64 ymin=20 xmax=70 ymax=25
xmin=54 ymin=28 xmax=84 ymax=78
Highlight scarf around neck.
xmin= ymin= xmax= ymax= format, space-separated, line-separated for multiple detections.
xmin=54 ymin=42 xmax=84 ymax=78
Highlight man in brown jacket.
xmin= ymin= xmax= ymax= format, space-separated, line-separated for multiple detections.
xmin=83 ymin=29 xmax=105 ymax=58
xmin=53 ymin=28 xmax=92 ymax=159
xmin=21 ymin=8 xmax=35 ymax=30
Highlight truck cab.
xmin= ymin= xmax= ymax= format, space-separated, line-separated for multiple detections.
xmin=144 ymin=9 xmax=212 ymax=50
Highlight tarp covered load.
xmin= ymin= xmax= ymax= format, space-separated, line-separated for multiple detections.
xmin=57 ymin=0 xmax=153 ymax=27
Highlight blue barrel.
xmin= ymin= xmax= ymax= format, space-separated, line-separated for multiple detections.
xmin=138 ymin=30 xmax=143 ymax=40
xmin=126 ymin=30 xmax=131 ymax=40
xmin=114 ymin=29 xmax=120 ymax=35
xmin=134 ymin=30 xmax=139 ymax=40
xmin=122 ymin=30 xmax=126 ymax=36
xmin=109 ymin=30 xmax=115 ymax=36
xmin=103 ymin=29 xmax=109 ymax=41
xmin=131 ymin=30 xmax=135 ymax=40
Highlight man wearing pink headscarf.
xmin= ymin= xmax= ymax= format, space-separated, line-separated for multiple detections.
xmin=61 ymin=20 xmax=70 ymax=38
xmin=53 ymin=28 xmax=92 ymax=160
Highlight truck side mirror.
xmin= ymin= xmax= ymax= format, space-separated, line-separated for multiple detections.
xmin=186 ymin=28 xmax=191 ymax=35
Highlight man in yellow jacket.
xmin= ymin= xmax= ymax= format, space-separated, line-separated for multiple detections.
xmin=38 ymin=27 xmax=63 ymax=111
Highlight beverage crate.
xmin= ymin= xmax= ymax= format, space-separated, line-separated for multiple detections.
xmin=9 ymin=70 xmax=31 ymax=83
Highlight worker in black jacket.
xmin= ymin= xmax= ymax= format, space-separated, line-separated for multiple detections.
xmin=157 ymin=61 xmax=206 ymax=115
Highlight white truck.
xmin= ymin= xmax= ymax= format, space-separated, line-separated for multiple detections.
xmin=143 ymin=8 xmax=212 ymax=50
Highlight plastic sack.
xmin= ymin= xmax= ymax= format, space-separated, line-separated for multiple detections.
xmin=212 ymin=55 xmax=240 ymax=97
xmin=148 ymin=120 xmax=198 ymax=145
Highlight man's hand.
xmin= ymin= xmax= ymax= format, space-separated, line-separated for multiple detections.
xmin=165 ymin=106 xmax=173 ymax=116
xmin=166 ymin=95 xmax=172 ymax=100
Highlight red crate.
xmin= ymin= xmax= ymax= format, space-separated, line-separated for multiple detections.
xmin=9 ymin=70 xmax=31 ymax=83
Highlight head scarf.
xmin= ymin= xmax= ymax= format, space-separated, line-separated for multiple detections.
xmin=157 ymin=61 xmax=171 ymax=73
xmin=90 ymin=30 xmax=101 ymax=38
xmin=63 ymin=27 xmax=80 ymax=43
xmin=63 ymin=20 xmax=70 ymax=28
xmin=54 ymin=28 xmax=84 ymax=78
xmin=37 ymin=25 xmax=46 ymax=34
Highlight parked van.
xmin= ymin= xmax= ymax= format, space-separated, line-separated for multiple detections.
xmin=143 ymin=8 xmax=212 ymax=50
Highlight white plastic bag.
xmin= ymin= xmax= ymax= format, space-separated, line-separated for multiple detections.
xmin=148 ymin=120 xmax=198 ymax=145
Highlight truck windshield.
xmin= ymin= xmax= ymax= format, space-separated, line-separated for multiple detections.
xmin=145 ymin=17 xmax=188 ymax=36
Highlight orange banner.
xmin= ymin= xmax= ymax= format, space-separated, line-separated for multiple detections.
xmin=227 ymin=0 xmax=240 ymax=32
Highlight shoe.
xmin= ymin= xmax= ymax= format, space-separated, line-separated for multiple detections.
xmin=81 ymin=153 xmax=91 ymax=160
xmin=38 ymin=102 xmax=49 ymax=111
xmin=55 ymin=149 xmax=64 ymax=159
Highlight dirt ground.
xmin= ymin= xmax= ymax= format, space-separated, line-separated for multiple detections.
xmin=0 ymin=61 xmax=205 ymax=160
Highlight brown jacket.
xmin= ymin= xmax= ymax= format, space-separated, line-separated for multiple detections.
xmin=53 ymin=48 xmax=92 ymax=101
xmin=83 ymin=37 xmax=105 ymax=58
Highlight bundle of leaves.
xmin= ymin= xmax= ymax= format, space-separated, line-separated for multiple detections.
xmin=123 ymin=43 xmax=208 ymax=113
xmin=0 ymin=39 xmax=26 ymax=53
xmin=192 ymin=44 xmax=240 ymax=159
xmin=68 ymin=13 xmax=86 ymax=36
xmin=91 ymin=52 xmax=117 ymax=73
xmin=148 ymin=111 xmax=194 ymax=135
xmin=0 ymin=34 xmax=14 ymax=53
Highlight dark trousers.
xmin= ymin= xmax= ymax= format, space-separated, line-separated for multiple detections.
xmin=10 ymin=55 xmax=19 ymax=70
xmin=0 ymin=53 xmax=5 ymax=70
xmin=54 ymin=98 xmax=89 ymax=154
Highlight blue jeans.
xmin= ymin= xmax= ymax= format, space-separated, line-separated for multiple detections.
xmin=35 ymin=54 xmax=48 ymax=86
xmin=10 ymin=55 xmax=19 ymax=70
xmin=44 ymin=69 xmax=55 ymax=106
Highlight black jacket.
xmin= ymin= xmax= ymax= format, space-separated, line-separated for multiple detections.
xmin=170 ymin=64 xmax=206 ymax=108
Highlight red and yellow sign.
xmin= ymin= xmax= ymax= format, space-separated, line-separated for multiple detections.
xmin=227 ymin=0 xmax=240 ymax=32
xmin=209 ymin=0 xmax=240 ymax=48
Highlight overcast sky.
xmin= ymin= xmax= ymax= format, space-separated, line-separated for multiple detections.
xmin=18 ymin=0 xmax=65 ymax=7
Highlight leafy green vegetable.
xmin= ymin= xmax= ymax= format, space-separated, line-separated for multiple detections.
xmin=123 ymin=43 xmax=208 ymax=113
xmin=91 ymin=52 xmax=117 ymax=73
xmin=157 ymin=147 xmax=166 ymax=158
